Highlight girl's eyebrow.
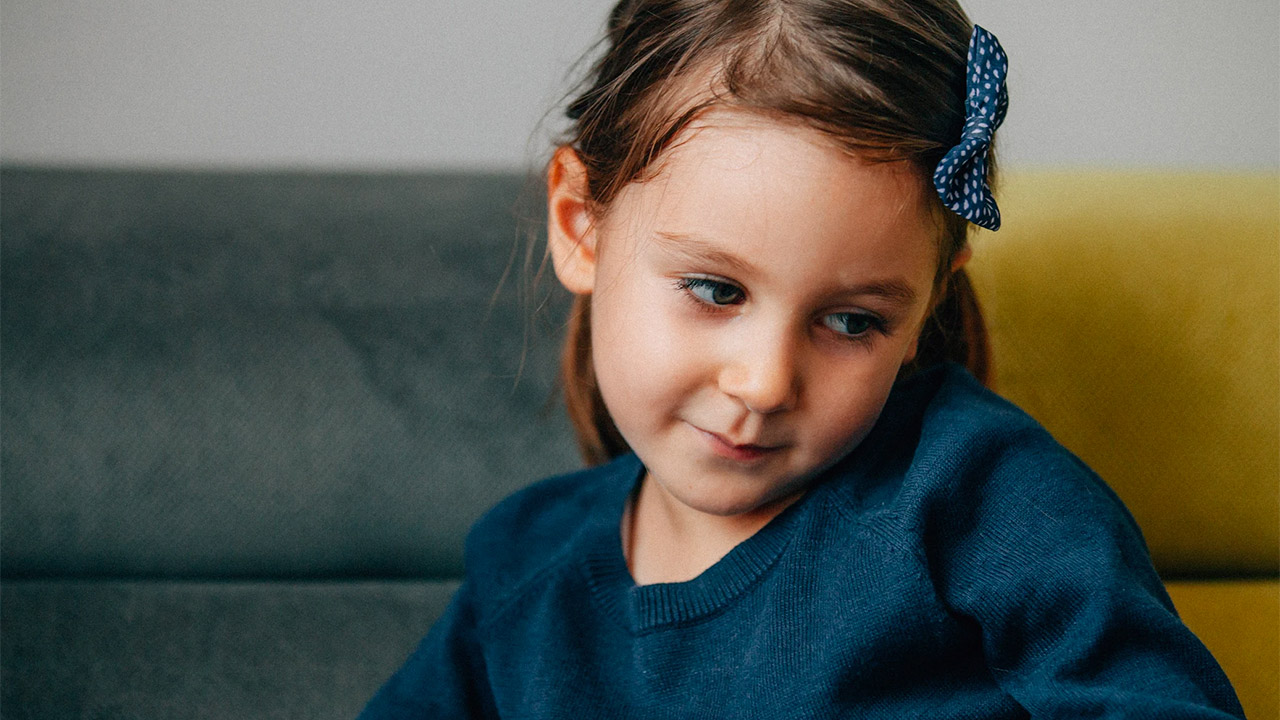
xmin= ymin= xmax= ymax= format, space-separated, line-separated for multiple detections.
xmin=652 ymin=230 xmax=920 ymax=307
xmin=652 ymin=231 xmax=758 ymax=276
xmin=839 ymin=279 xmax=919 ymax=307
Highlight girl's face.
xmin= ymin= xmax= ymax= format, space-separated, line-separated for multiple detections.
xmin=550 ymin=109 xmax=941 ymax=522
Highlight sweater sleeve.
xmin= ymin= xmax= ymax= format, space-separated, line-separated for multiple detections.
xmin=357 ymin=581 xmax=498 ymax=720
xmin=927 ymin=436 xmax=1245 ymax=719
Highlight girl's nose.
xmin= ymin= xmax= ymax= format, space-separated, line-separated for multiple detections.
xmin=717 ymin=328 xmax=800 ymax=415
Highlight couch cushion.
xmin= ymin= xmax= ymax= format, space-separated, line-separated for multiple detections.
xmin=1 ymin=579 xmax=457 ymax=719
xmin=1 ymin=169 xmax=579 ymax=579
xmin=968 ymin=172 xmax=1279 ymax=578
xmin=1165 ymin=578 xmax=1279 ymax=720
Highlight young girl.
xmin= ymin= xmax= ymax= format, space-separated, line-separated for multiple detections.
xmin=362 ymin=1 xmax=1244 ymax=716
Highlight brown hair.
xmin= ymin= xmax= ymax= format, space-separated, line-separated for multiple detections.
xmin=556 ymin=0 xmax=994 ymax=465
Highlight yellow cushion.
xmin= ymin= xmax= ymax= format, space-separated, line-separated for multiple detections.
xmin=1165 ymin=579 xmax=1279 ymax=719
xmin=968 ymin=172 xmax=1279 ymax=577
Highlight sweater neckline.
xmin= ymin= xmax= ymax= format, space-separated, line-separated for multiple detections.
xmin=580 ymin=455 xmax=810 ymax=634
xmin=578 ymin=365 xmax=953 ymax=634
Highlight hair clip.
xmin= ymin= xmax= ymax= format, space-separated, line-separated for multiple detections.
xmin=933 ymin=25 xmax=1009 ymax=231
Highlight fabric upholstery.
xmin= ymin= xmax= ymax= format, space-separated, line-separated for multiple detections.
xmin=967 ymin=172 xmax=1279 ymax=719
xmin=1 ymin=580 xmax=457 ymax=720
xmin=967 ymin=172 xmax=1278 ymax=577
xmin=1166 ymin=579 xmax=1279 ymax=719
xmin=1 ymin=169 xmax=577 ymax=579
xmin=2 ymin=168 xmax=1275 ymax=718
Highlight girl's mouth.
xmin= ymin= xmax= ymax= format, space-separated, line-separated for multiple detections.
xmin=696 ymin=427 xmax=783 ymax=463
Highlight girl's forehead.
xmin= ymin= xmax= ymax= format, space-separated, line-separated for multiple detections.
xmin=601 ymin=107 xmax=941 ymax=293
xmin=619 ymin=108 xmax=933 ymax=230
xmin=648 ymin=108 xmax=924 ymax=200
xmin=666 ymin=108 xmax=850 ymax=172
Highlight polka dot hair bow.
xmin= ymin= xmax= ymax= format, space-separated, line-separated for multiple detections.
xmin=933 ymin=25 xmax=1009 ymax=231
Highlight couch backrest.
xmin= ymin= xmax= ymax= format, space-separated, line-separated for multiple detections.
xmin=6 ymin=169 xmax=1276 ymax=582
xmin=968 ymin=172 xmax=1279 ymax=578
xmin=2 ymin=168 xmax=578 ymax=579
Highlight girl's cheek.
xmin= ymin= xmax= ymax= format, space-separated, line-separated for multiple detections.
xmin=642 ymin=304 xmax=704 ymax=370
xmin=598 ymin=284 xmax=690 ymax=380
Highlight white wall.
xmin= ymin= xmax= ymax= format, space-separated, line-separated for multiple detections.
xmin=965 ymin=0 xmax=1279 ymax=170
xmin=3 ymin=0 xmax=1277 ymax=170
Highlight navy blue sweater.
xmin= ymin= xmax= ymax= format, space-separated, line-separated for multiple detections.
xmin=360 ymin=364 xmax=1244 ymax=718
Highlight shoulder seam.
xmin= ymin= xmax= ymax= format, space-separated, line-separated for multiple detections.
xmin=474 ymin=543 xmax=583 ymax=640
xmin=466 ymin=458 xmax=638 ymax=637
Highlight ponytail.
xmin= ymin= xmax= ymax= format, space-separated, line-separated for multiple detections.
xmin=909 ymin=266 xmax=991 ymax=386
xmin=559 ymin=295 xmax=631 ymax=465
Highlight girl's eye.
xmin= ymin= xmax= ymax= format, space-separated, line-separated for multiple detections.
xmin=678 ymin=277 xmax=745 ymax=306
xmin=822 ymin=312 xmax=883 ymax=338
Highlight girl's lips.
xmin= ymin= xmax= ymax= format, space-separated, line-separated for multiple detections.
xmin=696 ymin=427 xmax=783 ymax=463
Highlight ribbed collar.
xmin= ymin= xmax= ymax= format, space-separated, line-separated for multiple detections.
xmin=579 ymin=454 xmax=810 ymax=634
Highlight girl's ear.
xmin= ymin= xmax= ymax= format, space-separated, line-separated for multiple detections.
xmin=950 ymin=244 xmax=973 ymax=273
xmin=903 ymin=328 xmax=921 ymax=366
xmin=546 ymin=146 xmax=598 ymax=295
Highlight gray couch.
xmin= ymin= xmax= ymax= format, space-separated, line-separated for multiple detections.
xmin=1 ymin=167 xmax=580 ymax=719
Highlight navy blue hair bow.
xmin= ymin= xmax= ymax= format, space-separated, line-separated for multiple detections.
xmin=933 ymin=25 xmax=1009 ymax=231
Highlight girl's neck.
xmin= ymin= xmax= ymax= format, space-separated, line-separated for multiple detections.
xmin=622 ymin=473 xmax=804 ymax=586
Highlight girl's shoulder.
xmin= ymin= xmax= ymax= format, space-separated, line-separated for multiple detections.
xmin=915 ymin=363 xmax=1116 ymax=502
xmin=865 ymin=363 xmax=1153 ymax=578
xmin=880 ymin=362 xmax=1104 ymax=488
xmin=912 ymin=362 xmax=1064 ymax=450
xmin=461 ymin=453 xmax=639 ymax=602
xmin=842 ymin=363 xmax=1143 ymax=548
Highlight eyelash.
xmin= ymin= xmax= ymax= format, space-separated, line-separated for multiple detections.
xmin=821 ymin=312 xmax=887 ymax=345
xmin=672 ymin=277 xmax=889 ymax=344
xmin=675 ymin=276 xmax=745 ymax=307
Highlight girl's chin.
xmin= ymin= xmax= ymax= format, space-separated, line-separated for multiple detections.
xmin=654 ymin=475 xmax=808 ymax=520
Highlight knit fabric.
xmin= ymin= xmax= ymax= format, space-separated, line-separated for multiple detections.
xmin=360 ymin=364 xmax=1244 ymax=719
